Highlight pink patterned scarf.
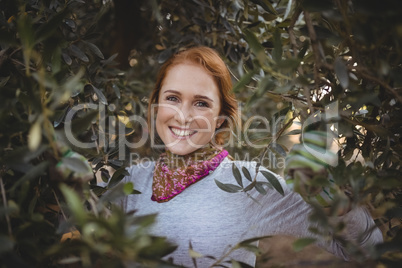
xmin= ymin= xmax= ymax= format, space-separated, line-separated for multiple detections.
xmin=151 ymin=145 xmax=228 ymax=203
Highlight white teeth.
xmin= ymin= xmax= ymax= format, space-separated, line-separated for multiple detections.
xmin=171 ymin=128 xmax=195 ymax=137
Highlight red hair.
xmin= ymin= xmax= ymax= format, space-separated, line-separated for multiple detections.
xmin=148 ymin=46 xmax=239 ymax=145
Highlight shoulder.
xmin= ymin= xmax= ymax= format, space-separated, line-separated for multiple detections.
xmin=125 ymin=161 xmax=156 ymax=184
xmin=127 ymin=161 xmax=155 ymax=175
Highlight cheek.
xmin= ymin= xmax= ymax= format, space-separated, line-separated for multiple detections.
xmin=193 ymin=112 xmax=217 ymax=131
xmin=156 ymin=106 xmax=175 ymax=123
xmin=155 ymin=107 xmax=170 ymax=137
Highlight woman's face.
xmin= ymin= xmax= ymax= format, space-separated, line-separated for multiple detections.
xmin=155 ymin=62 xmax=223 ymax=155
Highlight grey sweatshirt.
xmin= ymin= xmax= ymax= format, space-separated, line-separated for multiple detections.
xmin=121 ymin=157 xmax=383 ymax=267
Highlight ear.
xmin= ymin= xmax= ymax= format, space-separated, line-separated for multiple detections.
xmin=216 ymin=118 xmax=225 ymax=129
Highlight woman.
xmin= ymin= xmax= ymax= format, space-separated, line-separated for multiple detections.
xmin=121 ymin=46 xmax=382 ymax=267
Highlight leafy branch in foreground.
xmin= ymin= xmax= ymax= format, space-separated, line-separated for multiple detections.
xmin=0 ymin=0 xmax=174 ymax=266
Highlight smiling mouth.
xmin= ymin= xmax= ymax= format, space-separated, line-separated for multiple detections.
xmin=169 ymin=127 xmax=197 ymax=137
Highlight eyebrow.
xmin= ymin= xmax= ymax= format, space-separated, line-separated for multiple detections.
xmin=162 ymin=89 xmax=214 ymax=103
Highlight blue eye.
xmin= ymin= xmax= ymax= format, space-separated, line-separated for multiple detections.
xmin=195 ymin=101 xmax=209 ymax=107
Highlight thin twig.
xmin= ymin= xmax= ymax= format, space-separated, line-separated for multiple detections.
xmin=10 ymin=58 xmax=36 ymax=72
xmin=227 ymin=65 xmax=257 ymax=91
xmin=89 ymin=189 xmax=112 ymax=218
xmin=359 ymin=71 xmax=402 ymax=104
xmin=288 ymin=9 xmax=317 ymax=117
xmin=304 ymin=11 xmax=320 ymax=114
xmin=211 ymin=244 xmax=239 ymax=267
xmin=321 ymin=61 xmax=402 ymax=103
xmin=288 ymin=8 xmax=302 ymax=58
xmin=91 ymin=125 xmax=100 ymax=154
xmin=334 ymin=0 xmax=358 ymax=61
xmin=261 ymin=115 xmax=296 ymax=160
xmin=251 ymin=115 xmax=297 ymax=182
xmin=53 ymin=189 xmax=67 ymax=221
xmin=88 ymin=190 xmax=101 ymax=218
xmin=227 ymin=64 xmax=240 ymax=82
xmin=0 ymin=176 xmax=12 ymax=237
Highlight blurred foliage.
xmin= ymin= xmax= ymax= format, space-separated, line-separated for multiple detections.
xmin=0 ymin=0 xmax=174 ymax=267
xmin=0 ymin=0 xmax=401 ymax=267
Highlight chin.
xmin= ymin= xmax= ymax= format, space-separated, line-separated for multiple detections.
xmin=166 ymin=145 xmax=200 ymax=156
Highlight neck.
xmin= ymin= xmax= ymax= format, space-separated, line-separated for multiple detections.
xmin=163 ymin=144 xmax=223 ymax=168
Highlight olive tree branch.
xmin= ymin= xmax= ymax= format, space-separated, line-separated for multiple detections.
xmin=303 ymin=10 xmax=320 ymax=114
xmin=288 ymin=7 xmax=302 ymax=58
xmin=250 ymin=114 xmax=297 ymax=183
xmin=319 ymin=61 xmax=402 ymax=104
xmin=358 ymin=71 xmax=402 ymax=104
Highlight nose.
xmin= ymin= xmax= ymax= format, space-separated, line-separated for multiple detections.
xmin=174 ymin=103 xmax=193 ymax=125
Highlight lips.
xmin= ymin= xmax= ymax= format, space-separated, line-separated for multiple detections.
xmin=169 ymin=127 xmax=197 ymax=137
